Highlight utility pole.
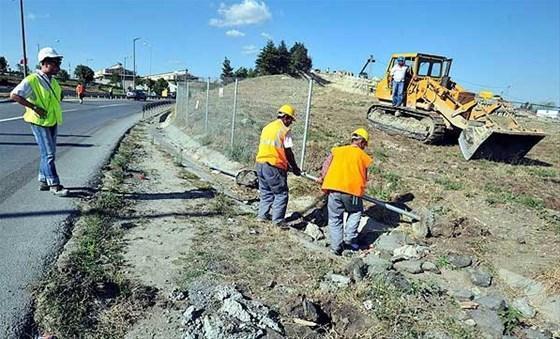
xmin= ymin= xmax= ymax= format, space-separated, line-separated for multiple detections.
xmin=122 ymin=56 xmax=128 ymax=90
xmin=132 ymin=37 xmax=140 ymax=89
xmin=19 ymin=0 xmax=28 ymax=77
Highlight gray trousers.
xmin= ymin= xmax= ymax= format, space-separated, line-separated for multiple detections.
xmin=256 ymin=163 xmax=288 ymax=224
xmin=328 ymin=191 xmax=363 ymax=251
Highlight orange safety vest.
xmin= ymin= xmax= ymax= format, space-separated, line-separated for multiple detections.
xmin=255 ymin=119 xmax=290 ymax=170
xmin=321 ymin=145 xmax=373 ymax=197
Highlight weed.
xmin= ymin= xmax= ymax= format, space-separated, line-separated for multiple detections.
xmin=226 ymin=144 xmax=254 ymax=165
xmin=435 ymin=255 xmax=451 ymax=269
xmin=373 ymin=147 xmax=388 ymax=162
xmin=211 ymin=193 xmax=236 ymax=216
xmin=484 ymin=184 xmax=544 ymax=210
xmin=180 ymin=169 xmax=200 ymax=181
xmin=499 ymin=307 xmax=523 ymax=334
xmin=435 ymin=177 xmax=464 ymax=191
xmin=527 ymin=167 xmax=557 ymax=178
xmin=94 ymin=192 xmax=125 ymax=212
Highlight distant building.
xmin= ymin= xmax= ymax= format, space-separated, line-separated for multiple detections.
xmin=144 ymin=70 xmax=198 ymax=93
xmin=536 ymin=109 xmax=559 ymax=119
xmin=94 ymin=63 xmax=135 ymax=88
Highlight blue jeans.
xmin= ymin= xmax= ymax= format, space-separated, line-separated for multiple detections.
xmin=30 ymin=124 xmax=60 ymax=186
xmin=392 ymin=81 xmax=405 ymax=106
xmin=327 ymin=192 xmax=363 ymax=252
xmin=256 ymin=162 xmax=288 ymax=224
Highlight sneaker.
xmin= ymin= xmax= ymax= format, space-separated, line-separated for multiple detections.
xmin=343 ymin=242 xmax=360 ymax=251
xmin=39 ymin=182 xmax=49 ymax=191
xmin=50 ymin=185 xmax=69 ymax=197
xmin=330 ymin=248 xmax=342 ymax=256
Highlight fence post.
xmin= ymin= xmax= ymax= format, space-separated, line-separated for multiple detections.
xmin=205 ymin=77 xmax=210 ymax=133
xmin=300 ymin=78 xmax=314 ymax=171
xmin=185 ymin=80 xmax=190 ymax=127
xmin=230 ymin=78 xmax=238 ymax=148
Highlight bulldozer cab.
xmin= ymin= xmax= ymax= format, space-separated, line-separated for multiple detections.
xmin=376 ymin=53 xmax=454 ymax=101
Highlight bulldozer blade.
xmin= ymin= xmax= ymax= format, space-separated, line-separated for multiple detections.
xmin=459 ymin=125 xmax=545 ymax=161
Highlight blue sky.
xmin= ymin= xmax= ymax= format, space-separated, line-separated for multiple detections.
xmin=1 ymin=0 xmax=559 ymax=104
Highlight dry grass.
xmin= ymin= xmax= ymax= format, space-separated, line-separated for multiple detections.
xmin=536 ymin=266 xmax=560 ymax=295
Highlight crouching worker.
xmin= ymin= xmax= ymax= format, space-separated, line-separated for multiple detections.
xmin=255 ymin=104 xmax=302 ymax=228
xmin=318 ymin=128 xmax=373 ymax=255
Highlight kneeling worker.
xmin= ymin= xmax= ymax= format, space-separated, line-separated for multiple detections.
xmin=255 ymin=104 xmax=302 ymax=227
xmin=319 ymin=128 xmax=373 ymax=255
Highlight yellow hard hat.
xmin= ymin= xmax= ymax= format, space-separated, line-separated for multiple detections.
xmin=278 ymin=104 xmax=296 ymax=119
xmin=352 ymin=128 xmax=369 ymax=142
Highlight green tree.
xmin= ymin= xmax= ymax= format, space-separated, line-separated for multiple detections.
xmin=136 ymin=77 xmax=146 ymax=87
xmin=74 ymin=65 xmax=94 ymax=84
xmin=16 ymin=63 xmax=30 ymax=75
xmin=276 ymin=40 xmax=290 ymax=74
xmin=153 ymin=78 xmax=169 ymax=96
xmin=255 ymin=40 xmax=279 ymax=75
xmin=56 ymin=69 xmax=70 ymax=82
xmin=0 ymin=57 xmax=8 ymax=74
xmin=146 ymin=78 xmax=156 ymax=93
xmin=234 ymin=67 xmax=248 ymax=79
xmin=109 ymin=72 xmax=120 ymax=86
xmin=289 ymin=42 xmax=312 ymax=75
xmin=247 ymin=68 xmax=258 ymax=78
xmin=221 ymin=57 xmax=234 ymax=81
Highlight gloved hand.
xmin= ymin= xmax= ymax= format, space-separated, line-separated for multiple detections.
xmin=292 ymin=167 xmax=302 ymax=176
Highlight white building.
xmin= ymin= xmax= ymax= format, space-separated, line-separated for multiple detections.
xmin=94 ymin=63 xmax=135 ymax=89
xmin=536 ymin=109 xmax=559 ymax=119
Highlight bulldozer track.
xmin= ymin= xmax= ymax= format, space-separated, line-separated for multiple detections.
xmin=367 ymin=104 xmax=447 ymax=144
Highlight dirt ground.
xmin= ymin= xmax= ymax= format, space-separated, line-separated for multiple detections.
xmin=32 ymin=75 xmax=559 ymax=338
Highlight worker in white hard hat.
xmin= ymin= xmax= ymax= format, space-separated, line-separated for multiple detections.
xmin=10 ymin=47 xmax=68 ymax=196
xmin=318 ymin=128 xmax=373 ymax=255
xmin=255 ymin=104 xmax=302 ymax=228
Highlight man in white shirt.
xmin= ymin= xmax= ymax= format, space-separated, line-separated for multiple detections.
xmin=389 ymin=56 xmax=409 ymax=107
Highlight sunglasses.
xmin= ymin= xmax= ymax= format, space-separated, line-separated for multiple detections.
xmin=44 ymin=58 xmax=62 ymax=66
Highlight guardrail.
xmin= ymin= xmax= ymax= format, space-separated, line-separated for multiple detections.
xmin=142 ymin=100 xmax=175 ymax=120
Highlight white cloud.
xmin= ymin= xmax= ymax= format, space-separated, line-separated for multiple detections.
xmin=27 ymin=12 xmax=50 ymax=20
xmin=242 ymin=45 xmax=260 ymax=55
xmin=260 ymin=32 xmax=273 ymax=40
xmin=226 ymin=29 xmax=246 ymax=38
xmin=209 ymin=0 xmax=271 ymax=27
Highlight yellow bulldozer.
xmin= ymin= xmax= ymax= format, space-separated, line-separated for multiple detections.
xmin=367 ymin=53 xmax=545 ymax=161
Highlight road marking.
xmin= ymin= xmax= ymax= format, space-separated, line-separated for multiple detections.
xmin=0 ymin=116 xmax=23 ymax=123
xmin=97 ymin=103 xmax=129 ymax=108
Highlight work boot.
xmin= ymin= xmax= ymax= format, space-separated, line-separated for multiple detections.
xmin=39 ymin=182 xmax=49 ymax=191
xmin=50 ymin=185 xmax=69 ymax=197
xmin=343 ymin=242 xmax=360 ymax=251
xmin=273 ymin=221 xmax=290 ymax=230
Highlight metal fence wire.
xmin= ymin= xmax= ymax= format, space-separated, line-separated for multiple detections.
xmin=174 ymin=75 xmax=313 ymax=168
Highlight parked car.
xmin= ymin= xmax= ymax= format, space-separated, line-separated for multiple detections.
xmin=126 ymin=90 xmax=147 ymax=101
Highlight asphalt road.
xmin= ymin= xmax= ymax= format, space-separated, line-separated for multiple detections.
xmin=0 ymin=98 xmax=145 ymax=338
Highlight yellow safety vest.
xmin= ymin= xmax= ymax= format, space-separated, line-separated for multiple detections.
xmin=22 ymin=73 xmax=63 ymax=127
xmin=255 ymin=119 xmax=290 ymax=170
xmin=321 ymin=145 xmax=373 ymax=197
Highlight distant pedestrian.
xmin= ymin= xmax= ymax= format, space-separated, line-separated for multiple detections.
xmin=76 ymin=82 xmax=85 ymax=104
xmin=108 ymin=87 xmax=114 ymax=99
xmin=10 ymin=47 xmax=68 ymax=196
xmin=318 ymin=128 xmax=373 ymax=255
xmin=255 ymin=104 xmax=302 ymax=227
xmin=390 ymin=56 xmax=410 ymax=107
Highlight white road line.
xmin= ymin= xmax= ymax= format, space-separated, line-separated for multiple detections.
xmin=97 ymin=103 xmax=129 ymax=108
xmin=0 ymin=116 xmax=23 ymax=123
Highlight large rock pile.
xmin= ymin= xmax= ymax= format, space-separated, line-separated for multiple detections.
xmin=182 ymin=281 xmax=284 ymax=339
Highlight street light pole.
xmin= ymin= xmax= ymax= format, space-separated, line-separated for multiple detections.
xmin=122 ymin=56 xmax=128 ymax=91
xmin=19 ymin=0 xmax=28 ymax=77
xmin=132 ymin=37 xmax=140 ymax=89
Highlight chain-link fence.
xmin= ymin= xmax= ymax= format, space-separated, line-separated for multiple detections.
xmin=174 ymin=75 xmax=314 ymax=169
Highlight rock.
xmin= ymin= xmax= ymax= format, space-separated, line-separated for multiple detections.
xmin=221 ymin=298 xmax=252 ymax=323
xmin=304 ymin=223 xmax=324 ymax=241
xmin=380 ymin=271 xmax=412 ymax=291
xmin=373 ymin=230 xmax=408 ymax=254
xmin=363 ymin=299 xmax=373 ymax=311
xmin=539 ymin=296 xmax=560 ymax=325
xmin=475 ymin=295 xmax=506 ymax=312
xmin=328 ymin=273 xmax=352 ymax=287
xmin=468 ymin=308 xmax=504 ymax=338
xmin=448 ymin=254 xmax=472 ymax=268
xmin=183 ymin=305 xmax=202 ymax=323
xmin=412 ymin=220 xmax=430 ymax=239
xmin=512 ymin=298 xmax=536 ymax=318
xmin=421 ymin=261 xmax=440 ymax=274
xmin=344 ymin=258 xmax=367 ymax=282
xmin=289 ymin=298 xmax=323 ymax=324
xmin=469 ymin=269 xmax=493 ymax=287
xmin=393 ymin=260 xmax=424 ymax=274
xmin=464 ymin=319 xmax=476 ymax=327
xmin=522 ymin=328 xmax=553 ymax=339
xmin=392 ymin=244 xmax=429 ymax=260
xmin=168 ymin=288 xmax=187 ymax=301
xmin=363 ymin=253 xmax=392 ymax=276
xmin=448 ymin=288 xmax=474 ymax=301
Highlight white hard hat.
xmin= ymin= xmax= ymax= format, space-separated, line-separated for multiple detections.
xmin=38 ymin=47 xmax=63 ymax=63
